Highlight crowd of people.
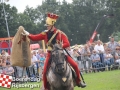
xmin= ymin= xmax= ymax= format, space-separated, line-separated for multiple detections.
xmin=0 ymin=49 xmax=46 ymax=79
xmin=68 ymin=37 xmax=120 ymax=73
xmin=0 ymin=36 xmax=120 ymax=79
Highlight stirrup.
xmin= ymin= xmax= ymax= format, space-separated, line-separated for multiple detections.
xmin=77 ymin=82 xmax=86 ymax=88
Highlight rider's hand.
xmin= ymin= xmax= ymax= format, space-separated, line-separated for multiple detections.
xmin=23 ymin=30 xmax=29 ymax=36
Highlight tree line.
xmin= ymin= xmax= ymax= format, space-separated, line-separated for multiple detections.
xmin=0 ymin=0 xmax=120 ymax=45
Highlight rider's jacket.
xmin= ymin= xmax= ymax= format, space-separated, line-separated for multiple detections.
xmin=28 ymin=28 xmax=70 ymax=51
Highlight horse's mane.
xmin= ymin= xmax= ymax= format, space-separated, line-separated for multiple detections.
xmin=52 ymin=44 xmax=62 ymax=51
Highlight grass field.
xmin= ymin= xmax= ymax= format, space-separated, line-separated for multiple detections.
xmin=0 ymin=70 xmax=120 ymax=90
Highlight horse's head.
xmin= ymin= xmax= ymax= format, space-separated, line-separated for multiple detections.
xmin=51 ymin=44 xmax=67 ymax=74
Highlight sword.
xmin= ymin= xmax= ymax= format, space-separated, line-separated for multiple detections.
xmin=64 ymin=48 xmax=86 ymax=84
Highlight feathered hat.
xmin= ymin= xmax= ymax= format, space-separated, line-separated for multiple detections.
xmin=44 ymin=12 xmax=59 ymax=26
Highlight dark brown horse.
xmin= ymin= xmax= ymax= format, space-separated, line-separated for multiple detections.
xmin=46 ymin=44 xmax=75 ymax=90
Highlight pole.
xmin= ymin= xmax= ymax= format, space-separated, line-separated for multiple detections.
xmin=42 ymin=40 xmax=46 ymax=53
xmin=89 ymin=14 xmax=114 ymax=43
xmin=2 ymin=0 xmax=11 ymax=53
xmin=89 ymin=15 xmax=106 ymax=43
xmin=2 ymin=0 xmax=10 ymax=38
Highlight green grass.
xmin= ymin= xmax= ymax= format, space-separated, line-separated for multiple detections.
xmin=0 ymin=70 xmax=120 ymax=90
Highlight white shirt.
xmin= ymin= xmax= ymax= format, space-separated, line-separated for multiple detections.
xmin=94 ymin=44 xmax=104 ymax=53
xmin=31 ymin=55 xmax=37 ymax=64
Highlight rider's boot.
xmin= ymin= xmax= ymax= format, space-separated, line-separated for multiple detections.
xmin=76 ymin=78 xmax=86 ymax=88
xmin=77 ymin=81 xmax=86 ymax=88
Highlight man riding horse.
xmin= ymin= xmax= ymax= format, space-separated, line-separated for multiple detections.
xmin=24 ymin=12 xmax=86 ymax=90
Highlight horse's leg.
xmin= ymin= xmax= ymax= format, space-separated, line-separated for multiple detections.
xmin=66 ymin=86 xmax=74 ymax=90
xmin=66 ymin=83 xmax=74 ymax=90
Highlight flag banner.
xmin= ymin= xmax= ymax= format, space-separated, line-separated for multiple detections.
xmin=0 ymin=74 xmax=12 ymax=88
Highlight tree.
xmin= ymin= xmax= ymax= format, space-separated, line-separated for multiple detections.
xmin=0 ymin=3 xmax=18 ymax=37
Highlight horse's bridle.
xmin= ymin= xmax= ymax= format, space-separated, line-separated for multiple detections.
xmin=51 ymin=48 xmax=67 ymax=73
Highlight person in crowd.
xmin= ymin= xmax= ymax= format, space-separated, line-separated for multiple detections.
xmin=90 ymin=50 xmax=101 ymax=72
xmin=104 ymin=48 xmax=114 ymax=70
xmin=39 ymin=54 xmax=45 ymax=69
xmin=36 ymin=49 xmax=43 ymax=60
xmin=32 ymin=50 xmax=37 ymax=56
xmin=15 ymin=66 xmax=27 ymax=78
xmin=66 ymin=47 xmax=73 ymax=56
xmin=1 ymin=55 xmax=6 ymax=67
xmin=86 ymin=40 xmax=93 ymax=53
xmin=39 ymin=54 xmax=46 ymax=79
xmin=32 ymin=50 xmax=39 ymax=75
xmin=1 ymin=50 xmax=9 ymax=56
xmin=0 ymin=55 xmax=2 ymax=73
xmin=94 ymin=40 xmax=105 ymax=64
xmin=81 ymin=44 xmax=91 ymax=73
xmin=4 ymin=62 xmax=14 ymax=76
xmin=29 ymin=52 xmax=38 ymax=77
xmin=6 ymin=55 xmax=11 ymax=65
xmin=72 ymin=47 xmax=80 ymax=62
xmin=0 ymin=54 xmax=2 ymax=67
xmin=23 ymin=12 xmax=86 ymax=90
xmin=103 ymin=43 xmax=108 ymax=50
xmin=108 ymin=36 xmax=120 ymax=56
xmin=114 ymin=47 xmax=120 ymax=65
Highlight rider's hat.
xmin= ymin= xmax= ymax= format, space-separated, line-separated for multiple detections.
xmin=44 ymin=12 xmax=59 ymax=26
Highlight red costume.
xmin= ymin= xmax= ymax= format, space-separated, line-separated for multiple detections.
xmin=28 ymin=13 xmax=82 ymax=90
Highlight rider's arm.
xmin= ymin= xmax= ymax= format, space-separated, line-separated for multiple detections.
xmin=28 ymin=32 xmax=46 ymax=41
xmin=59 ymin=32 xmax=70 ymax=48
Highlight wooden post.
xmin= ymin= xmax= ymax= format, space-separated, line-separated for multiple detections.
xmin=42 ymin=40 xmax=46 ymax=53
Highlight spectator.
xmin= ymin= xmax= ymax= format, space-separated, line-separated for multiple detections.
xmin=29 ymin=53 xmax=38 ymax=77
xmin=16 ymin=66 xmax=27 ymax=78
xmin=104 ymin=48 xmax=114 ymax=70
xmin=72 ymin=48 xmax=80 ymax=62
xmin=114 ymin=47 xmax=120 ymax=65
xmin=0 ymin=59 xmax=2 ymax=67
xmin=94 ymin=40 xmax=105 ymax=64
xmin=36 ymin=49 xmax=42 ymax=60
xmin=39 ymin=54 xmax=45 ymax=69
xmin=74 ymin=47 xmax=83 ymax=71
xmin=4 ymin=62 xmax=14 ymax=76
xmin=0 ymin=56 xmax=2 ymax=73
xmin=66 ymin=47 xmax=73 ymax=56
xmin=108 ymin=36 xmax=120 ymax=56
xmin=1 ymin=50 xmax=9 ymax=56
xmin=1 ymin=55 xmax=6 ymax=67
xmin=103 ymin=43 xmax=108 ymax=50
xmin=6 ymin=55 xmax=11 ymax=65
xmin=81 ymin=45 xmax=91 ymax=73
xmin=90 ymin=50 xmax=101 ymax=72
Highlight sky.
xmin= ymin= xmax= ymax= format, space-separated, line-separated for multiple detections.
xmin=4 ymin=0 xmax=72 ymax=13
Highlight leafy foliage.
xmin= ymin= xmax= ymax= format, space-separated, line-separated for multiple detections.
xmin=0 ymin=0 xmax=120 ymax=45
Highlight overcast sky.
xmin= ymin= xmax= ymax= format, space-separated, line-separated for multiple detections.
xmin=4 ymin=0 xmax=72 ymax=13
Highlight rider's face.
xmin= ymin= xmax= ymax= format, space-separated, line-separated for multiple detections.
xmin=47 ymin=25 xmax=52 ymax=31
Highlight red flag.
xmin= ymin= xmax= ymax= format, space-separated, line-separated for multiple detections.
xmin=0 ymin=74 xmax=12 ymax=88
xmin=89 ymin=30 xmax=97 ymax=43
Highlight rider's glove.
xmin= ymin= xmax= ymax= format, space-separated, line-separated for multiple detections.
xmin=23 ymin=30 xmax=29 ymax=36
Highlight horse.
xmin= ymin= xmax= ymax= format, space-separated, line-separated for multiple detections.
xmin=46 ymin=44 xmax=75 ymax=90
